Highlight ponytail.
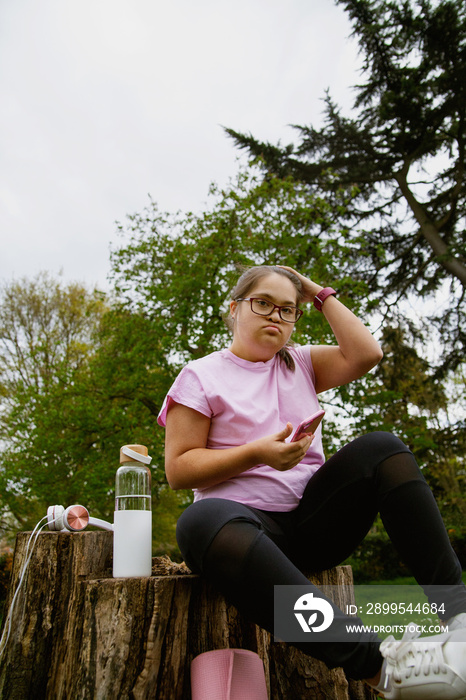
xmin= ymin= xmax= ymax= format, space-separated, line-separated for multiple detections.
xmin=278 ymin=346 xmax=296 ymax=372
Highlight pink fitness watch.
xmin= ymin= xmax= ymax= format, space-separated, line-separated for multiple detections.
xmin=313 ymin=287 xmax=337 ymax=311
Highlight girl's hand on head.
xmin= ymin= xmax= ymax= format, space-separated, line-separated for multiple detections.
xmin=254 ymin=423 xmax=313 ymax=472
xmin=276 ymin=265 xmax=323 ymax=304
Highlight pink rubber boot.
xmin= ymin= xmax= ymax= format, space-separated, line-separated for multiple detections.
xmin=191 ymin=648 xmax=268 ymax=700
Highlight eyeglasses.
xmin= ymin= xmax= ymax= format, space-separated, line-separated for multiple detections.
xmin=236 ymin=297 xmax=303 ymax=323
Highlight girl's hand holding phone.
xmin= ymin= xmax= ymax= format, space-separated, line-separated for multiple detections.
xmin=254 ymin=424 xmax=313 ymax=472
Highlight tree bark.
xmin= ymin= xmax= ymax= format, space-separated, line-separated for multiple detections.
xmin=0 ymin=531 xmax=377 ymax=700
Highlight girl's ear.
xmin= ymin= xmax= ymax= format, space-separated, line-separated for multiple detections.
xmin=230 ymin=300 xmax=238 ymax=318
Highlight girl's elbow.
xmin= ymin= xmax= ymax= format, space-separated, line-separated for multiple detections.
xmin=166 ymin=475 xmax=180 ymax=490
xmin=165 ymin=461 xmax=184 ymax=491
xmin=166 ymin=472 xmax=187 ymax=491
xmin=365 ymin=345 xmax=383 ymax=371
xmin=373 ymin=344 xmax=384 ymax=365
xmin=358 ymin=345 xmax=383 ymax=375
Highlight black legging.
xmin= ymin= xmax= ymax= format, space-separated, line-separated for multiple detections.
xmin=176 ymin=432 xmax=466 ymax=679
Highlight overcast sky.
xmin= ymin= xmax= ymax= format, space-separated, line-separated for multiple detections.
xmin=0 ymin=0 xmax=361 ymax=291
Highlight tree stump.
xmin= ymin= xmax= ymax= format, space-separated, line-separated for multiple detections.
xmin=0 ymin=532 xmax=377 ymax=699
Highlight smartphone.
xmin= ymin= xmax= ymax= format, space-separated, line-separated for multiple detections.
xmin=290 ymin=409 xmax=325 ymax=442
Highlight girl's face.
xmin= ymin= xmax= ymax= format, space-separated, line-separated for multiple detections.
xmin=229 ymin=273 xmax=299 ymax=362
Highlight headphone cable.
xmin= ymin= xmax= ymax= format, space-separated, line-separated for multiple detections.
xmin=0 ymin=515 xmax=54 ymax=658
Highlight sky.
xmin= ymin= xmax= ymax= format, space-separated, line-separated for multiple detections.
xmin=0 ymin=0 xmax=361 ymax=291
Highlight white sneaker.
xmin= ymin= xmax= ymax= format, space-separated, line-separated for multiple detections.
xmin=448 ymin=614 xmax=466 ymax=632
xmin=372 ymin=626 xmax=466 ymax=699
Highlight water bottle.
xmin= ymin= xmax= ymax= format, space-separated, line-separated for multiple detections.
xmin=113 ymin=444 xmax=152 ymax=577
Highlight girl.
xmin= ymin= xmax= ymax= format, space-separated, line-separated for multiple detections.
xmin=158 ymin=265 xmax=466 ymax=699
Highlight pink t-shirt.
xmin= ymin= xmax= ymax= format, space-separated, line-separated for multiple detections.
xmin=157 ymin=346 xmax=325 ymax=511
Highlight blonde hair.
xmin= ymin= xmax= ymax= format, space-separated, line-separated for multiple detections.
xmin=227 ymin=265 xmax=303 ymax=371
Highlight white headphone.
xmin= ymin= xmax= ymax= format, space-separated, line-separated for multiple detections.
xmin=47 ymin=505 xmax=114 ymax=532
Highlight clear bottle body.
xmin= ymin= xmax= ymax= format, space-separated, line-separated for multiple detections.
xmin=113 ymin=460 xmax=152 ymax=578
xmin=115 ymin=463 xmax=152 ymax=511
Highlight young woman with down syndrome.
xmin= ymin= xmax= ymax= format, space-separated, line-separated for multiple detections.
xmin=158 ymin=264 xmax=466 ymax=699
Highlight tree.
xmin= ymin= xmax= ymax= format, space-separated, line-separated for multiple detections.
xmin=111 ymin=162 xmax=376 ymax=449
xmin=0 ymin=275 xmax=185 ymax=554
xmin=226 ymin=0 xmax=466 ymax=374
xmin=81 ymin=305 xmax=190 ymax=554
xmin=110 ymin=165 xmax=371 ymax=366
xmin=0 ymin=274 xmax=107 ymax=529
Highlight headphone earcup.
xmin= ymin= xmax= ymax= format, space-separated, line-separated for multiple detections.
xmin=47 ymin=505 xmax=65 ymax=531
xmin=47 ymin=504 xmax=90 ymax=531
xmin=63 ymin=505 xmax=90 ymax=531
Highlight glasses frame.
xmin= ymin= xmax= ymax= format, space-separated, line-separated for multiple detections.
xmin=236 ymin=297 xmax=303 ymax=323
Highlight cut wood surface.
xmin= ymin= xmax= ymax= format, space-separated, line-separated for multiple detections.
xmin=0 ymin=531 xmax=377 ymax=699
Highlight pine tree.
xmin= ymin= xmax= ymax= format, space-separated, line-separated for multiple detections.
xmin=226 ymin=0 xmax=466 ymax=373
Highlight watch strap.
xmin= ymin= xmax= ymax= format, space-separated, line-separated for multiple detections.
xmin=313 ymin=287 xmax=337 ymax=311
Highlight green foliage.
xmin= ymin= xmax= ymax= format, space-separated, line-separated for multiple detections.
xmin=110 ymin=165 xmax=372 ymax=364
xmin=0 ymin=274 xmax=108 ymax=528
xmin=344 ymin=531 xmax=411 ymax=583
xmin=0 ymin=275 xmax=173 ymax=546
xmin=151 ymin=485 xmax=192 ymax=560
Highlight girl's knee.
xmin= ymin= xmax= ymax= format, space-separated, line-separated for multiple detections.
xmin=353 ymin=431 xmax=411 ymax=462
xmin=177 ymin=498 xmax=257 ymax=538
xmin=176 ymin=499 xmax=261 ymax=573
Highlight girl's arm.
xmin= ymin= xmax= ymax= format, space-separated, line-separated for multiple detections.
xmin=278 ymin=266 xmax=383 ymax=394
xmin=311 ymin=294 xmax=383 ymax=393
xmin=164 ymin=402 xmax=313 ymax=490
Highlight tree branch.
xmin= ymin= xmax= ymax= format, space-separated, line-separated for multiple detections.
xmin=394 ymin=166 xmax=466 ymax=287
